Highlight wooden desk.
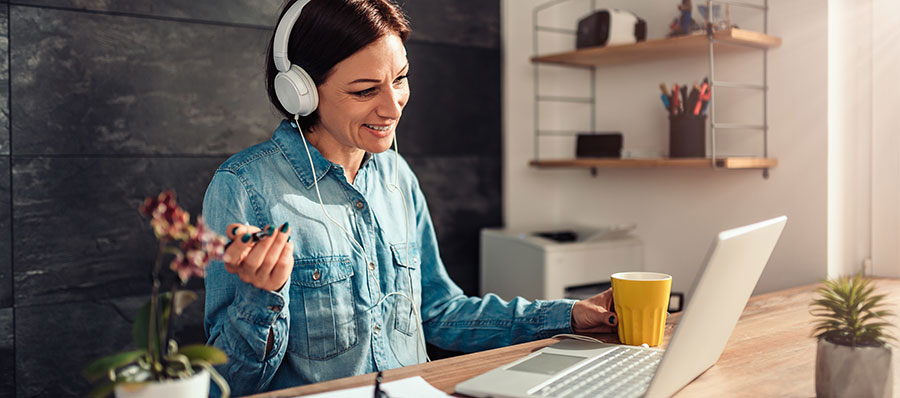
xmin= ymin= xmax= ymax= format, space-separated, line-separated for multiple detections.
xmin=251 ymin=279 xmax=900 ymax=398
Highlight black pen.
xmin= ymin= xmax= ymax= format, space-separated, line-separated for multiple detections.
xmin=234 ymin=225 xmax=274 ymax=244
xmin=250 ymin=225 xmax=275 ymax=242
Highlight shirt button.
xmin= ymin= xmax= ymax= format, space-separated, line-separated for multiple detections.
xmin=355 ymin=200 xmax=364 ymax=210
xmin=368 ymin=262 xmax=376 ymax=271
xmin=312 ymin=269 xmax=321 ymax=280
xmin=374 ymin=324 xmax=381 ymax=334
xmin=269 ymin=305 xmax=282 ymax=312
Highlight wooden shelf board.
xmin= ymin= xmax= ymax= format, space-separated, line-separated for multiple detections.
xmin=531 ymin=28 xmax=782 ymax=67
xmin=529 ymin=157 xmax=778 ymax=170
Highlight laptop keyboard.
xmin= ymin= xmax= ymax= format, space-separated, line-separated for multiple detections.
xmin=532 ymin=346 xmax=663 ymax=398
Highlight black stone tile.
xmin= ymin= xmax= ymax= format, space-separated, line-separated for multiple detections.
xmin=401 ymin=42 xmax=501 ymax=157
xmin=12 ymin=156 xmax=226 ymax=306
xmin=405 ymin=155 xmax=502 ymax=296
xmin=0 ymin=308 xmax=13 ymax=398
xmin=15 ymin=292 xmax=207 ymax=398
xmin=13 ymin=0 xmax=282 ymax=26
xmin=10 ymin=6 xmax=280 ymax=156
xmin=0 ymin=157 xmax=9 ymax=308
xmin=14 ymin=0 xmax=501 ymax=48
xmin=400 ymin=0 xmax=500 ymax=49
xmin=0 ymin=4 xmax=8 ymax=155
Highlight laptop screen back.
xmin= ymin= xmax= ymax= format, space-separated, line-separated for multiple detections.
xmin=644 ymin=216 xmax=787 ymax=398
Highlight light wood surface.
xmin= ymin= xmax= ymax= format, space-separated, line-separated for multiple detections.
xmin=250 ymin=279 xmax=900 ymax=398
xmin=531 ymin=28 xmax=782 ymax=67
xmin=529 ymin=157 xmax=778 ymax=170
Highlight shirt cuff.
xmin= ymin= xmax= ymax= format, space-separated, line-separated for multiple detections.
xmin=231 ymin=281 xmax=290 ymax=326
xmin=538 ymin=299 xmax=578 ymax=338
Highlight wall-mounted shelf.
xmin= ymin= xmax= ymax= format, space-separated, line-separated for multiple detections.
xmin=531 ymin=28 xmax=782 ymax=67
xmin=529 ymin=157 xmax=778 ymax=170
xmin=530 ymin=0 xmax=779 ymax=178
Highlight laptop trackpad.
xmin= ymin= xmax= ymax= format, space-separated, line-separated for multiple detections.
xmin=507 ymin=353 xmax=587 ymax=375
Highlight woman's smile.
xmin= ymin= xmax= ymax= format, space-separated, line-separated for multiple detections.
xmin=362 ymin=123 xmax=393 ymax=138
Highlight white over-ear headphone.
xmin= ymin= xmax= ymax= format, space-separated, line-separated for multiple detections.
xmin=273 ymin=0 xmax=319 ymax=116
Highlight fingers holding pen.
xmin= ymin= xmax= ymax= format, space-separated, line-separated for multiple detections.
xmin=221 ymin=222 xmax=294 ymax=291
xmin=223 ymin=223 xmax=260 ymax=274
xmin=270 ymin=239 xmax=295 ymax=290
xmin=242 ymin=224 xmax=275 ymax=276
xmin=236 ymin=223 xmax=292 ymax=291
xmin=256 ymin=223 xmax=291 ymax=279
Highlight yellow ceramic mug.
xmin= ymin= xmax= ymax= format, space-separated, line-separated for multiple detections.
xmin=611 ymin=272 xmax=672 ymax=347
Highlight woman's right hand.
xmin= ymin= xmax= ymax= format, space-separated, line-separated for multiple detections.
xmin=223 ymin=223 xmax=294 ymax=292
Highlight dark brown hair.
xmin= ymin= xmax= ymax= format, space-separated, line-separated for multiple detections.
xmin=265 ymin=0 xmax=411 ymax=130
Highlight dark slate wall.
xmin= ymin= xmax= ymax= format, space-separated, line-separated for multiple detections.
xmin=2 ymin=0 xmax=501 ymax=397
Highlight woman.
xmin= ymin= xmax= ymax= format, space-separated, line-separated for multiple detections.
xmin=202 ymin=0 xmax=617 ymax=396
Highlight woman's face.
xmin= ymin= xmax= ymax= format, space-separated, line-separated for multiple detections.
xmin=313 ymin=34 xmax=410 ymax=155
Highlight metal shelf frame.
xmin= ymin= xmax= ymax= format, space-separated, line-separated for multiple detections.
xmin=706 ymin=0 xmax=771 ymax=177
xmin=532 ymin=0 xmax=598 ymax=163
xmin=531 ymin=0 xmax=773 ymax=178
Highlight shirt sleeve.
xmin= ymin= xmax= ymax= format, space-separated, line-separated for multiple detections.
xmin=202 ymin=170 xmax=290 ymax=397
xmin=409 ymin=178 xmax=576 ymax=352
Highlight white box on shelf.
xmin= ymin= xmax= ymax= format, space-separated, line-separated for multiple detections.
xmin=480 ymin=226 xmax=643 ymax=301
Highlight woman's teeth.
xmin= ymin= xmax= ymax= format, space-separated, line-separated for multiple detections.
xmin=364 ymin=124 xmax=390 ymax=131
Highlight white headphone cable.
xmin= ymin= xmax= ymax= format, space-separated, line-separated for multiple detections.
xmin=294 ymin=115 xmax=429 ymax=363
xmin=384 ymin=129 xmax=430 ymax=363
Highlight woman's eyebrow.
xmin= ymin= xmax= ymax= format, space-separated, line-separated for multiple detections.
xmin=348 ymin=77 xmax=380 ymax=85
xmin=347 ymin=64 xmax=410 ymax=85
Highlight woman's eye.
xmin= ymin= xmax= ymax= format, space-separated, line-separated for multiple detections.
xmin=352 ymin=88 xmax=377 ymax=97
xmin=394 ymin=74 xmax=409 ymax=84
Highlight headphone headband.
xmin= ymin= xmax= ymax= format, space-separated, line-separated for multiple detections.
xmin=273 ymin=0 xmax=312 ymax=72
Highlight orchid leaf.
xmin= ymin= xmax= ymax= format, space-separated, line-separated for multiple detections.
xmin=179 ymin=344 xmax=228 ymax=365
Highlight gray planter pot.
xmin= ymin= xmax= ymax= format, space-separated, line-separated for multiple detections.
xmin=816 ymin=338 xmax=893 ymax=398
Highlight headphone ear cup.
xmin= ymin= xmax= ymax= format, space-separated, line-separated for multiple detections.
xmin=274 ymin=65 xmax=319 ymax=116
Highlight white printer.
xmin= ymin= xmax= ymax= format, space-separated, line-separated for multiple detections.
xmin=480 ymin=226 xmax=643 ymax=301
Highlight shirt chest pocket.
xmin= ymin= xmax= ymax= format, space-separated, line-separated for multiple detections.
xmin=391 ymin=243 xmax=421 ymax=336
xmin=288 ymin=256 xmax=358 ymax=360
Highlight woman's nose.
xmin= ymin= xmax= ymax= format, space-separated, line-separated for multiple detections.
xmin=375 ymin=88 xmax=404 ymax=119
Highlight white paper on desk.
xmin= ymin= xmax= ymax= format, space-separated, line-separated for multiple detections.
xmin=292 ymin=376 xmax=450 ymax=398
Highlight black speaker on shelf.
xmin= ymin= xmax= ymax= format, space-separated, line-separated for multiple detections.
xmin=576 ymin=133 xmax=623 ymax=158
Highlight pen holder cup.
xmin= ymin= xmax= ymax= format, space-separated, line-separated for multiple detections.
xmin=669 ymin=114 xmax=706 ymax=158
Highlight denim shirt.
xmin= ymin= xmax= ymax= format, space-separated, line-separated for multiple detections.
xmin=202 ymin=120 xmax=577 ymax=396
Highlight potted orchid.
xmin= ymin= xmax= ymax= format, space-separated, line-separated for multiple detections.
xmin=83 ymin=190 xmax=230 ymax=398
xmin=810 ymin=274 xmax=896 ymax=398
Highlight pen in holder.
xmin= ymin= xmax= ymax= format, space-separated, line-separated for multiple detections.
xmin=669 ymin=114 xmax=706 ymax=158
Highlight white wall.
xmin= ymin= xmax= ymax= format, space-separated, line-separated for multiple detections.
xmin=827 ymin=0 xmax=875 ymax=278
xmin=502 ymin=0 xmax=829 ymax=298
xmin=871 ymin=0 xmax=900 ymax=277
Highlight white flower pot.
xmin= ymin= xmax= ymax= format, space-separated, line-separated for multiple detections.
xmin=115 ymin=369 xmax=210 ymax=398
xmin=816 ymin=338 xmax=893 ymax=398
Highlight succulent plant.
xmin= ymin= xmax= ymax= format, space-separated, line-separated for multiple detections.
xmin=810 ymin=274 xmax=896 ymax=347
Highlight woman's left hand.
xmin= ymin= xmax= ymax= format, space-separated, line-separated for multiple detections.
xmin=571 ymin=288 xmax=618 ymax=333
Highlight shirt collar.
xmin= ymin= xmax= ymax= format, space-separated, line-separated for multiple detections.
xmin=272 ymin=120 xmax=332 ymax=189
xmin=271 ymin=120 xmax=376 ymax=189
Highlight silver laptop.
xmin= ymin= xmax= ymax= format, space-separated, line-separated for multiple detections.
xmin=456 ymin=216 xmax=787 ymax=398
